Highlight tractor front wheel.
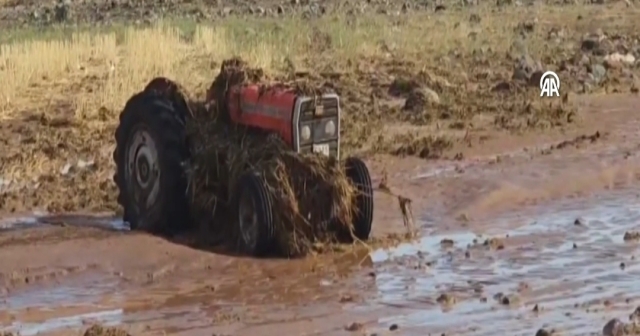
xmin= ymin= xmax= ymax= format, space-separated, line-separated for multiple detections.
xmin=344 ymin=157 xmax=374 ymax=241
xmin=113 ymin=91 xmax=190 ymax=234
xmin=234 ymin=172 xmax=276 ymax=256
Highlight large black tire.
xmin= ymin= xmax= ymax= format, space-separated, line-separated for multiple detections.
xmin=345 ymin=157 xmax=374 ymax=241
xmin=233 ymin=172 xmax=276 ymax=256
xmin=113 ymin=91 xmax=190 ymax=234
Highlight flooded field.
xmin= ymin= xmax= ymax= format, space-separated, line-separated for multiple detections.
xmin=4 ymin=183 xmax=640 ymax=335
xmin=366 ymin=191 xmax=640 ymax=336
xmin=1 ymin=95 xmax=640 ymax=336
xmin=2 ymin=0 xmax=640 ymax=330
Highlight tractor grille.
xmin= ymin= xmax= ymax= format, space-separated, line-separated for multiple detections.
xmin=299 ymin=117 xmax=339 ymax=142
xmin=296 ymin=94 xmax=340 ymax=159
xmin=299 ymin=97 xmax=339 ymax=121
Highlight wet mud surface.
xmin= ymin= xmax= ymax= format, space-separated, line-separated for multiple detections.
xmin=2 ymin=95 xmax=640 ymax=335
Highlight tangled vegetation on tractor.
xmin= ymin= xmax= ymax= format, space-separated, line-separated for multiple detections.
xmin=112 ymin=58 xmax=375 ymax=257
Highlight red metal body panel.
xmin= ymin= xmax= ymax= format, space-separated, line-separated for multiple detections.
xmin=227 ymin=84 xmax=296 ymax=147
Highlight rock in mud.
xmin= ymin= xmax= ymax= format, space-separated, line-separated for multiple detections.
xmin=629 ymin=306 xmax=640 ymax=322
xmin=535 ymin=328 xmax=553 ymax=336
xmin=436 ymin=293 xmax=457 ymax=305
xmin=0 ymin=177 xmax=11 ymax=192
xmin=492 ymin=81 xmax=514 ymax=93
xmin=389 ymin=78 xmax=420 ymax=97
xmin=589 ymin=64 xmax=607 ymax=84
xmin=345 ymin=322 xmax=363 ymax=331
xmin=623 ymin=231 xmax=640 ymax=241
xmin=83 ymin=325 xmax=132 ymax=336
xmin=402 ymin=87 xmax=439 ymax=113
xmin=61 ymin=163 xmax=74 ymax=176
xmin=528 ymin=70 xmax=545 ymax=87
xmin=484 ymin=237 xmax=505 ymax=250
xmin=517 ymin=282 xmax=530 ymax=293
xmin=440 ymin=238 xmax=455 ymax=247
xmin=602 ymin=318 xmax=625 ymax=336
xmin=624 ymin=322 xmax=640 ymax=334
xmin=604 ymin=53 xmax=635 ymax=66
xmin=500 ymin=294 xmax=520 ymax=305
xmin=340 ymin=294 xmax=354 ymax=302
xmin=547 ymin=27 xmax=566 ymax=40
xmin=512 ymin=54 xmax=540 ymax=82
xmin=581 ymin=37 xmax=601 ymax=52
xmin=77 ymin=159 xmax=96 ymax=170
xmin=493 ymin=292 xmax=518 ymax=305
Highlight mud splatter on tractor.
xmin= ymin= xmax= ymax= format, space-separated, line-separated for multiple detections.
xmin=112 ymin=59 xmax=374 ymax=257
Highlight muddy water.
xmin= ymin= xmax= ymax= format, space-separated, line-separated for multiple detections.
xmin=364 ymin=190 xmax=640 ymax=336
xmin=4 ymin=178 xmax=640 ymax=335
xmin=2 ymin=95 xmax=640 ymax=335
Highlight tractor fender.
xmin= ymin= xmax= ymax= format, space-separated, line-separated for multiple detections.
xmin=143 ymin=77 xmax=193 ymax=121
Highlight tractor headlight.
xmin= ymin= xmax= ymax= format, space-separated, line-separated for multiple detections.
xmin=324 ymin=120 xmax=336 ymax=137
xmin=301 ymin=125 xmax=311 ymax=141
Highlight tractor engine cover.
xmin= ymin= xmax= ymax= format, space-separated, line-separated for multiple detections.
xmin=227 ymin=84 xmax=341 ymax=159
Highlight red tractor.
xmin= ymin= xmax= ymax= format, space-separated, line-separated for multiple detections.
xmin=112 ymin=76 xmax=374 ymax=256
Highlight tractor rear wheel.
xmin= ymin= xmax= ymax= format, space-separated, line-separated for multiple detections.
xmin=113 ymin=91 xmax=190 ymax=234
xmin=344 ymin=157 xmax=374 ymax=241
xmin=234 ymin=171 xmax=276 ymax=256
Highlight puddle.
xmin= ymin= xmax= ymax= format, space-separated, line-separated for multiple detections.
xmin=0 ymin=211 xmax=47 ymax=230
xmin=3 ymin=189 xmax=639 ymax=336
xmin=364 ymin=189 xmax=640 ymax=335
xmin=0 ymin=271 xmax=127 ymax=335
xmin=413 ymin=165 xmax=459 ymax=180
xmin=0 ymin=213 xmax=129 ymax=232
xmin=1 ymin=309 xmax=124 ymax=336
xmin=3 ymin=273 xmax=124 ymax=311
xmin=409 ymin=137 xmax=604 ymax=181
xmin=4 ymin=189 xmax=640 ymax=336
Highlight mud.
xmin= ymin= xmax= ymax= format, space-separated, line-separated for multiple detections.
xmin=1 ymin=94 xmax=640 ymax=335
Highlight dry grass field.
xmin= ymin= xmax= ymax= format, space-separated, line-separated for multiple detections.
xmin=1 ymin=3 xmax=638 ymax=213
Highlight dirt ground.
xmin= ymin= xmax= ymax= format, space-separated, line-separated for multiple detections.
xmin=2 ymin=0 xmax=640 ymax=335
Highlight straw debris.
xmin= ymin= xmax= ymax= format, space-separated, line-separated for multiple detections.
xmin=185 ymin=58 xmax=358 ymax=257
